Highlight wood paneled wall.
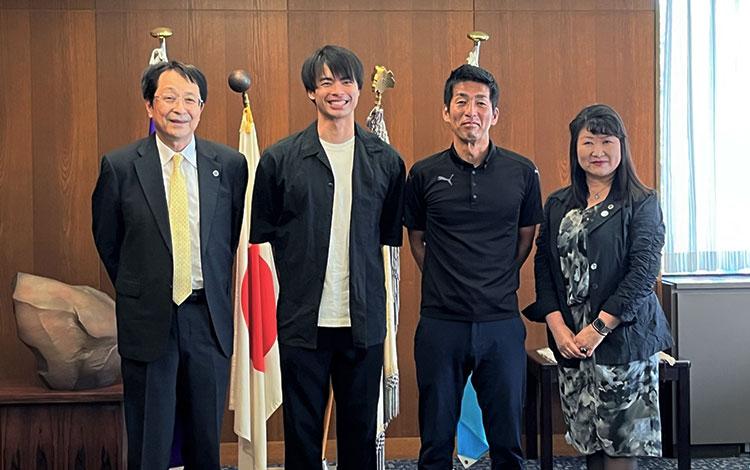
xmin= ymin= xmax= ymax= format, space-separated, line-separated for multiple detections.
xmin=0 ymin=0 xmax=657 ymax=443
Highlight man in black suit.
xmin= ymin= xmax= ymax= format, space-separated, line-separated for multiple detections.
xmin=92 ymin=61 xmax=247 ymax=470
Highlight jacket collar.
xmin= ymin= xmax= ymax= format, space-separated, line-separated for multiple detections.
xmin=300 ymin=121 xmax=383 ymax=169
xmin=133 ymin=134 xmax=220 ymax=255
xmin=548 ymin=186 xmax=622 ymax=235
xmin=448 ymin=141 xmax=496 ymax=169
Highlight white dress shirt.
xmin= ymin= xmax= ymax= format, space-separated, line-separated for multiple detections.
xmin=155 ymin=134 xmax=203 ymax=289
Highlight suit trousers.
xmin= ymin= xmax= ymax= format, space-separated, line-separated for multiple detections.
xmin=415 ymin=316 xmax=526 ymax=470
xmin=279 ymin=327 xmax=384 ymax=470
xmin=121 ymin=297 xmax=230 ymax=470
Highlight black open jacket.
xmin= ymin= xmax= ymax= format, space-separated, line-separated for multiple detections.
xmin=523 ymin=186 xmax=673 ymax=367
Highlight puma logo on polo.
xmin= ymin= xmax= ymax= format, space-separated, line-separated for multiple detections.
xmin=437 ymin=174 xmax=454 ymax=186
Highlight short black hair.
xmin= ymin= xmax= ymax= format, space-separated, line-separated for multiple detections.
xmin=568 ymin=104 xmax=650 ymax=207
xmin=141 ymin=60 xmax=208 ymax=105
xmin=301 ymin=45 xmax=364 ymax=93
xmin=443 ymin=64 xmax=499 ymax=109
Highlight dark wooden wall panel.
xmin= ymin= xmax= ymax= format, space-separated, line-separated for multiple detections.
xmin=96 ymin=10 xmax=191 ymax=154
xmin=475 ymin=0 xmax=655 ymax=11
xmin=189 ymin=10 xmax=290 ymax=179
xmin=0 ymin=0 xmax=657 ymax=446
xmin=289 ymin=0 xmax=472 ymax=11
xmin=0 ymin=0 xmax=94 ymax=9
xmin=190 ymin=0 xmax=286 ymax=10
xmin=95 ymin=0 xmax=189 ymax=11
xmin=0 ymin=9 xmax=36 ymax=382
xmin=31 ymin=11 xmax=100 ymax=291
xmin=593 ymin=11 xmax=657 ymax=187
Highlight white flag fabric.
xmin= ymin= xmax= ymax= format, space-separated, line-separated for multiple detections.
xmin=366 ymin=104 xmax=400 ymax=470
xmin=229 ymin=105 xmax=283 ymax=470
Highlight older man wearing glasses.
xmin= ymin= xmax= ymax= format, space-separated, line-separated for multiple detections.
xmin=92 ymin=60 xmax=248 ymax=470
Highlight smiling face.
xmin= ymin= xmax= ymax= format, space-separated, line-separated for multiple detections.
xmin=307 ymin=63 xmax=360 ymax=125
xmin=443 ymin=80 xmax=499 ymax=146
xmin=145 ymin=69 xmax=203 ymax=152
xmin=576 ymin=128 xmax=622 ymax=183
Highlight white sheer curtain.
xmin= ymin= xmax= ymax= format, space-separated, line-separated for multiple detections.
xmin=659 ymin=0 xmax=750 ymax=273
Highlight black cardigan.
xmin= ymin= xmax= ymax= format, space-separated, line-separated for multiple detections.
xmin=523 ymin=186 xmax=673 ymax=367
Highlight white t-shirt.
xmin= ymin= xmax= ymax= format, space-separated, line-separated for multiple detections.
xmin=317 ymin=136 xmax=355 ymax=327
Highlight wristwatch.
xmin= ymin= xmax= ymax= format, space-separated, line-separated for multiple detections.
xmin=591 ymin=318 xmax=612 ymax=336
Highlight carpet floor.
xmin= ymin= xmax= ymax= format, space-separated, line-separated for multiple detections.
xmin=225 ymin=454 xmax=750 ymax=469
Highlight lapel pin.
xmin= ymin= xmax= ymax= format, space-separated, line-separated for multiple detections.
xmin=601 ymin=210 xmax=610 ymax=217
xmin=212 ymin=170 xmax=219 ymax=177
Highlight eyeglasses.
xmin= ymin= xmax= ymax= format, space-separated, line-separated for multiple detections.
xmin=154 ymin=94 xmax=204 ymax=109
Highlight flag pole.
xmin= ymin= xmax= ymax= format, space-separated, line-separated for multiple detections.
xmin=227 ymin=69 xmax=252 ymax=419
xmin=228 ymin=68 xmax=284 ymax=470
xmin=457 ymin=31 xmax=493 ymax=470
xmin=366 ymin=65 xmax=399 ymax=470
xmin=146 ymin=27 xmax=185 ymax=468
xmin=321 ymin=384 xmax=334 ymax=469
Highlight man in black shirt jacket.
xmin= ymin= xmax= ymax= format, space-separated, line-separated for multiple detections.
xmin=404 ymin=64 xmax=543 ymax=469
xmin=250 ymin=45 xmax=405 ymax=470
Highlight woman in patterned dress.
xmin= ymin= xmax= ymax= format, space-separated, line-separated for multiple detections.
xmin=525 ymin=104 xmax=673 ymax=470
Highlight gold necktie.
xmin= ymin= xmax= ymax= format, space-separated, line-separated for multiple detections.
xmin=169 ymin=153 xmax=192 ymax=305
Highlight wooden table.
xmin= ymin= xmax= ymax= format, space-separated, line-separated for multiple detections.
xmin=525 ymin=349 xmax=691 ymax=470
xmin=0 ymin=381 xmax=124 ymax=470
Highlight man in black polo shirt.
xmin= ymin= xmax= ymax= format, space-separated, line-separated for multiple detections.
xmin=250 ymin=45 xmax=405 ymax=470
xmin=404 ymin=64 xmax=542 ymax=469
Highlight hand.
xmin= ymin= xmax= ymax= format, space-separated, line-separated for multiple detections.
xmin=573 ymin=325 xmax=606 ymax=358
xmin=549 ymin=322 xmax=587 ymax=360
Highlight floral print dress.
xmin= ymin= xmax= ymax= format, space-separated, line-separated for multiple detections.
xmin=556 ymin=205 xmax=662 ymax=457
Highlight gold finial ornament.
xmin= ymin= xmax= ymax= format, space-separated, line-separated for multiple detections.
xmin=150 ymin=27 xmax=173 ymax=39
xmin=466 ymin=31 xmax=490 ymax=66
xmin=468 ymin=31 xmax=490 ymax=43
xmin=371 ymin=65 xmax=395 ymax=107
xmin=149 ymin=27 xmax=173 ymax=65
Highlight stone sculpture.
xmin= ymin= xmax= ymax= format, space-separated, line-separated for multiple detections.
xmin=12 ymin=272 xmax=120 ymax=390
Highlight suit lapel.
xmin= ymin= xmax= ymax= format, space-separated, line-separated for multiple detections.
xmin=196 ymin=138 xmax=221 ymax=255
xmin=134 ymin=136 xmax=172 ymax=252
xmin=587 ymin=199 xmax=621 ymax=235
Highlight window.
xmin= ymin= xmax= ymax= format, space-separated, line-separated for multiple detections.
xmin=659 ymin=0 xmax=750 ymax=273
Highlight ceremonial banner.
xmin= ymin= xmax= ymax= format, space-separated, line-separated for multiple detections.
xmin=229 ymin=105 xmax=283 ymax=470
xmin=366 ymin=66 xmax=399 ymax=470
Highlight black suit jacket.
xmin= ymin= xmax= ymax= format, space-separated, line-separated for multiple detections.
xmin=524 ymin=186 xmax=672 ymax=367
xmin=92 ymin=134 xmax=248 ymax=362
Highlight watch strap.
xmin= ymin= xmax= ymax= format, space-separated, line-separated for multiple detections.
xmin=592 ymin=318 xmax=611 ymax=336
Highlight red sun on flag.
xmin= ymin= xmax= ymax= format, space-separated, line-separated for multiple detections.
xmin=242 ymin=243 xmax=278 ymax=373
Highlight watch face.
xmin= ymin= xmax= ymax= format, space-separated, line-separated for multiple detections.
xmin=593 ymin=318 xmax=609 ymax=333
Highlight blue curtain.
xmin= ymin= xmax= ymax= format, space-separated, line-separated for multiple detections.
xmin=659 ymin=0 xmax=750 ymax=273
